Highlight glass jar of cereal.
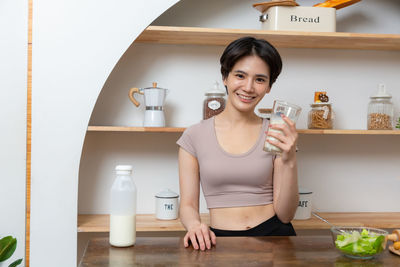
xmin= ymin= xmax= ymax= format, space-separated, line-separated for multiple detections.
xmin=367 ymin=84 xmax=393 ymax=130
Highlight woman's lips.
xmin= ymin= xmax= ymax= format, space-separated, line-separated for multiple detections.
xmin=236 ymin=93 xmax=255 ymax=103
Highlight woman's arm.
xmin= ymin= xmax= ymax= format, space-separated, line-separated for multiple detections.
xmin=178 ymin=148 xmax=216 ymax=250
xmin=266 ymin=115 xmax=299 ymax=223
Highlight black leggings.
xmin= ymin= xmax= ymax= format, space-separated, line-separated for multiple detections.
xmin=209 ymin=215 xmax=296 ymax=237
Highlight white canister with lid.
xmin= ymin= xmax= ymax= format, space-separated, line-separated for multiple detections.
xmin=294 ymin=188 xmax=313 ymax=220
xmin=155 ymin=189 xmax=179 ymax=220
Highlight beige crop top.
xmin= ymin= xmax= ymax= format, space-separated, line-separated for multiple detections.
xmin=177 ymin=117 xmax=275 ymax=209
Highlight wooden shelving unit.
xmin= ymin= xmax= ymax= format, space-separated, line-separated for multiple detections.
xmin=78 ymin=212 xmax=400 ymax=233
xmin=81 ymin=27 xmax=400 ymax=236
xmin=136 ymin=26 xmax=400 ymax=51
xmin=89 ymin=26 xmax=400 ymax=135
xmin=87 ymin=126 xmax=400 ymax=135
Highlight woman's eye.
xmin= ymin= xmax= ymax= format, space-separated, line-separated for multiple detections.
xmin=235 ymin=74 xmax=244 ymax=79
xmin=256 ymin=77 xmax=266 ymax=83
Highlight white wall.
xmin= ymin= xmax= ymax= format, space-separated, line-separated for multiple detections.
xmin=0 ymin=0 xmax=27 ymax=266
xmin=80 ymin=0 xmax=400 ymax=218
xmin=31 ymin=1 xmax=178 ymax=266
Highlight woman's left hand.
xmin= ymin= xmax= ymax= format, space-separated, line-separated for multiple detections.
xmin=266 ymin=114 xmax=298 ymax=163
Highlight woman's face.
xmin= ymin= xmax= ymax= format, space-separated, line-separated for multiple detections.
xmin=223 ymin=55 xmax=271 ymax=113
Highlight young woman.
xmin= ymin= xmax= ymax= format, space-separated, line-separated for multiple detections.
xmin=176 ymin=37 xmax=299 ymax=251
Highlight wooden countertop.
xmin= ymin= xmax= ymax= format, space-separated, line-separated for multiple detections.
xmin=80 ymin=236 xmax=400 ymax=266
xmin=78 ymin=212 xmax=400 ymax=232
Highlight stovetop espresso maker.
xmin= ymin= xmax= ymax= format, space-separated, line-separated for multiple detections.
xmin=129 ymin=82 xmax=169 ymax=127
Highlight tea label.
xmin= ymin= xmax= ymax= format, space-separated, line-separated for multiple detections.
xmin=208 ymin=100 xmax=221 ymax=110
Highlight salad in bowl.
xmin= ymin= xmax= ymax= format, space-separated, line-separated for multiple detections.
xmin=331 ymin=227 xmax=388 ymax=259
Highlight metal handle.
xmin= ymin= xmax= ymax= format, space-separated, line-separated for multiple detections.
xmin=312 ymin=212 xmax=346 ymax=233
xmin=312 ymin=212 xmax=334 ymax=227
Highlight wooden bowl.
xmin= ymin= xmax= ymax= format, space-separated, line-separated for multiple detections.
xmin=389 ymin=245 xmax=400 ymax=256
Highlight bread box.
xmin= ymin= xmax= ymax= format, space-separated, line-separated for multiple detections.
xmin=259 ymin=6 xmax=336 ymax=32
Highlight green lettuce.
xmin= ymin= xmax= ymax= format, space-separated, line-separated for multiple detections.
xmin=334 ymin=229 xmax=385 ymax=256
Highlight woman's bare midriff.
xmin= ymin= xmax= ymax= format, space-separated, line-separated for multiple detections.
xmin=209 ymin=203 xmax=275 ymax=230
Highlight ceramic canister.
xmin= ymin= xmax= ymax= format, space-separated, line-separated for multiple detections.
xmin=155 ymin=189 xmax=179 ymax=220
xmin=294 ymin=188 xmax=313 ymax=220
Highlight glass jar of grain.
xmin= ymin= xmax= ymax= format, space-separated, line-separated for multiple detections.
xmin=367 ymin=84 xmax=393 ymax=130
xmin=308 ymin=103 xmax=334 ymax=129
xmin=203 ymin=82 xmax=226 ymax=120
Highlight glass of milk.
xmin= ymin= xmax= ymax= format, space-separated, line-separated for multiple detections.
xmin=264 ymin=100 xmax=302 ymax=154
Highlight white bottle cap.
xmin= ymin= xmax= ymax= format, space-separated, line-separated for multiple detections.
xmin=205 ymin=81 xmax=225 ymax=96
xmin=370 ymin=83 xmax=391 ymax=98
xmin=115 ymin=165 xmax=133 ymax=174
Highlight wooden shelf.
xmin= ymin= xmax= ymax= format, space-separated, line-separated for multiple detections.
xmin=87 ymin=126 xmax=185 ymax=132
xmin=78 ymin=214 xmax=210 ymax=232
xmin=135 ymin=26 xmax=400 ymax=51
xmin=78 ymin=212 xmax=400 ymax=233
xmin=297 ymin=129 xmax=400 ymax=135
xmin=87 ymin=126 xmax=400 ymax=135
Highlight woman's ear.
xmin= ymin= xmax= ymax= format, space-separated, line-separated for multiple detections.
xmin=265 ymin=85 xmax=272 ymax=94
xmin=223 ymin=77 xmax=228 ymax=94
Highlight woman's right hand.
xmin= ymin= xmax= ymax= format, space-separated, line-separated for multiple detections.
xmin=183 ymin=223 xmax=217 ymax=250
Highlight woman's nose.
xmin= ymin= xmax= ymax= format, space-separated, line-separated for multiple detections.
xmin=242 ymin=79 xmax=255 ymax=93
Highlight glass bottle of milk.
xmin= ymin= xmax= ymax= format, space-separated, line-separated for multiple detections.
xmin=109 ymin=165 xmax=137 ymax=247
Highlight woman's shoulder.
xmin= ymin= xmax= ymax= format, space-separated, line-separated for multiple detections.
xmin=183 ymin=117 xmax=213 ymax=136
xmin=177 ymin=118 xmax=214 ymax=155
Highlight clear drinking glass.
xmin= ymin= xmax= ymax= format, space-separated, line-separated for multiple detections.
xmin=264 ymin=100 xmax=302 ymax=154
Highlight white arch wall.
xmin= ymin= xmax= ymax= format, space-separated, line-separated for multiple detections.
xmin=31 ymin=1 xmax=179 ymax=266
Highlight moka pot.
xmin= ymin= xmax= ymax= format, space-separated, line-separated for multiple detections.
xmin=129 ymin=82 xmax=169 ymax=127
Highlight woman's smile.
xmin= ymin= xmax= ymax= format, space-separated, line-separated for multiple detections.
xmin=236 ymin=92 xmax=256 ymax=103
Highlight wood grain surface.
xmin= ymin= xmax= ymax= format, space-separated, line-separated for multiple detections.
xmin=26 ymin=0 xmax=32 ymax=266
xmin=136 ymin=26 xmax=400 ymax=51
xmin=77 ymin=212 xmax=400 ymax=233
xmin=80 ymin=236 xmax=400 ymax=266
xmin=87 ymin=126 xmax=185 ymax=132
xmin=87 ymin=126 xmax=400 ymax=135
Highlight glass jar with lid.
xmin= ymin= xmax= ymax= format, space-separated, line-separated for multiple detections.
xmin=367 ymin=84 xmax=393 ymax=130
xmin=203 ymin=81 xmax=226 ymax=120
xmin=308 ymin=102 xmax=334 ymax=129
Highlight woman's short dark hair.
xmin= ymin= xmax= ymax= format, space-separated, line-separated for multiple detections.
xmin=220 ymin=36 xmax=282 ymax=87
